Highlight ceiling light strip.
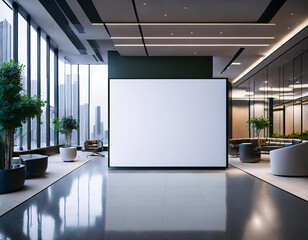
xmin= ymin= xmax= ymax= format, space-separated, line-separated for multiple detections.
xmin=114 ymin=44 xmax=269 ymax=47
xmin=232 ymin=19 xmax=308 ymax=84
xmin=98 ymin=23 xmax=276 ymax=26
xmin=111 ymin=36 xmax=275 ymax=40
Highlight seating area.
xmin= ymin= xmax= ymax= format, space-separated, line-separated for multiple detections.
xmin=230 ymin=137 xmax=308 ymax=178
xmin=228 ymin=138 xmax=304 ymax=155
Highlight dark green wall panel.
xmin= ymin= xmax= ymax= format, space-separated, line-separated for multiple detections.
xmin=108 ymin=51 xmax=212 ymax=79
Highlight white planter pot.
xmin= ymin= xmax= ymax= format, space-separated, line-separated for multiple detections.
xmin=60 ymin=147 xmax=77 ymax=162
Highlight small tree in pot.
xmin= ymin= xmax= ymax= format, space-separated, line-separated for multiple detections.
xmin=0 ymin=60 xmax=45 ymax=193
xmin=52 ymin=116 xmax=79 ymax=147
xmin=52 ymin=116 xmax=79 ymax=161
xmin=246 ymin=116 xmax=272 ymax=149
xmin=0 ymin=60 xmax=45 ymax=170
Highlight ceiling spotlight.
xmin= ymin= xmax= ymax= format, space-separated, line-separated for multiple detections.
xmin=190 ymin=32 xmax=193 ymax=35
xmin=164 ymin=13 xmax=167 ymax=17
xmin=291 ymin=13 xmax=294 ymax=15
xmin=220 ymin=31 xmax=223 ymax=34
xmin=184 ymin=6 xmax=187 ymax=10
xmin=170 ymin=32 xmax=174 ymax=35
xmin=194 ymin=52 xmax=197 ymax=55
xmin=143 ymin=2 xmax=146 ymax=5
xmin=288 ymin=27 xmax=290 ymax=29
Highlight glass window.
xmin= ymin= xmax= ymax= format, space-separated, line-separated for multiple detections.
xmin=79 ymin=65 xmax=89 ymax=144
xmin=18 ymin=13 xmax=28 ymax=150
xmin=31 ymin=26 xmax=37 ymax=148
xmin=50 ymin=49 xmax=55 ymax=146
xmin=58 ymin=56 xmax=65 ymax=144
xmin=65 ymin=60 xmax=72 ymax=116
xmin=90 ymin=65 xmax=108 ymax=145
xmin=0 ymin=1 xmax=13 ymax=64
xmin=40 ymin=36 xmax=47 ymax=147
xmin=72 ymin=65 xmax=78 ymax=146
xmin=1 ymin=4 xmax=14 ymax=149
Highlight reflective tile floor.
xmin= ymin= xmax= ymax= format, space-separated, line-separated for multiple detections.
xmin=0 ymin=155 xmax=308 ymax=240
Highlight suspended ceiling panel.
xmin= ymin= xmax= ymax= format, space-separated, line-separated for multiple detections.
xmin=134 ymin=0 xmax=270 ymax=22
xmin=16 ymin=0 xmax=308 ymax=82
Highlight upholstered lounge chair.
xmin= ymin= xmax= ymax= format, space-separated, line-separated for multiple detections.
xmin=83 ymin=140 xmax=105 ymax=157
xmin=270 ymin=141 xmax=308 ymax=176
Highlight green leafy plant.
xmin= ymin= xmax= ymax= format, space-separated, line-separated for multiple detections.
xmin=52 ymin=115 xmax=79 ymax=147
xmin=0 ymin=60 xmax=45 ymax=170
xmin=272 ymin=130 xmax=308 ymax=140
xmin=246 ymin=116 xmax=272 ymax=148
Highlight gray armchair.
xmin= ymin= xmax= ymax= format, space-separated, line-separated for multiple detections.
xmin=270 ymin=141 xmax=308 ymax=176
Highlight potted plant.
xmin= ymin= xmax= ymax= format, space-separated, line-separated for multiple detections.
xmin=0 ymin=60 xmax=45 ymax=194
xmin=52 ymin=115 xmax=79 ymax=161
xmin=246 ymin=116 xmax=272 ymax=149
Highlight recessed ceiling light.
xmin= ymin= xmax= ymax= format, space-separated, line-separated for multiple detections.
xmin=194 ymin=52 xmax=197 ymax=55
xmin=190 ymin=32 xmax=193 ymax=35
xmin=170 ymin=32 xmax=174 ymax=35
xmin=231 ymin=62 xmax=241 ymax=65
xmin=184 ymin=6 xmax=187 ymax=10
xmin=164 ymin=14 xmax=167 ymax=17
xmin=220 ymin=32 xmax=223 ymax=34
xmin=287 ymin=27 xmax=290 ymax=29
xmin=264 ymin=81 xmax=268 ymax=83
xmin=291 ymin=13 xmax=294 ymax=15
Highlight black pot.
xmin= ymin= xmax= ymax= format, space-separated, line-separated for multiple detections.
xmin=0 ymin=164 xmax=25 ymax=194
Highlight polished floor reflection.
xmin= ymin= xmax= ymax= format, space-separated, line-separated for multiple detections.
xmin=0 ymin=155 xmax=307 ymax=240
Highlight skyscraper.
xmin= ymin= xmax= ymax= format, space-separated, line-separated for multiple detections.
xmin=95 ymin=106 xmax=101 ymax=139
xmin=0 ymin=19 xmax=11 ymax=65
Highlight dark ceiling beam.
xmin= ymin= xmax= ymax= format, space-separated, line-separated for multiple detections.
xmin=87 ymin=40 xmax=104 ymax=62
xmin=131 ymin=0 xmax=149 ymax=56
xmin=77 ymin=0 xmax=111 ymax=37
xmin=220 ymin=48 xmax=245 ymax=74
xmin=257 ymin=0 xmax=287 ymax=23
xmin=55 ymin=0 xmax=85 ymax=33
xmin=39 ymin=0 xmax=87 ymax=54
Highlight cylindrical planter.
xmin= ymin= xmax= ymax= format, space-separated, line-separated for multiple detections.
xmin=60 ymin=147 xmax=77 ymax=162
xmin=0 ymin=164 xmax=25 ymax=194
xmin=20 ymin=154 xmax=48 ymax=178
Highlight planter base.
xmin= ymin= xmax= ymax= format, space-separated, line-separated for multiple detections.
xmin=20 ymin=154 xmax=48 ymax=178
xmin=0 ymin=164 xmax=25 ymax=194
xmin=60 ymin=147 xmax=77 ymax=161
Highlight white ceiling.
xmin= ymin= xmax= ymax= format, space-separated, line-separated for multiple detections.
xmin=16 ymin=0 xmax=308 ymax=82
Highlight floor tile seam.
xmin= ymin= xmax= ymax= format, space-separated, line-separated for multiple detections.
xmin=0 ymin=158 xmax=93 ymax=218
xmin=229 ymin=163 xmax=308 ymax=203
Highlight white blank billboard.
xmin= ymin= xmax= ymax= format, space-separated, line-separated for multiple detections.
xmin=109 ymin=79 xmax=227 ymax=167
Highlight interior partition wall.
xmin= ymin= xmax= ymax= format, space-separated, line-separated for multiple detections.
xmin=110 ymin=79 xmax=227 ymax=167
xmin=233 ymin=46 xmax=308 ymax=138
